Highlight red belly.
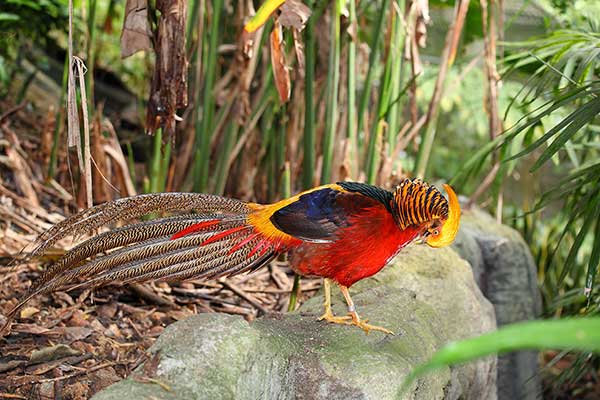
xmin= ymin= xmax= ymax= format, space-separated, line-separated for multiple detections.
xmin=289 ymin=208 xmax=421 ymax=287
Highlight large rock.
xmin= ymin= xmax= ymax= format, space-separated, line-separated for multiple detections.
xmin=452 ymin=207 xmax=542 ymax=400
xmin=93 ymin=245 xmax=496 ymax=400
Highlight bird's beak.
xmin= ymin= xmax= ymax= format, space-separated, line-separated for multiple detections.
xmin=426 ymin=184 xmax=461 ymax=248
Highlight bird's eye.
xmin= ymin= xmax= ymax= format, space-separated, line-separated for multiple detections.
xmin=433 ymin=229 xmax=439 ymax=236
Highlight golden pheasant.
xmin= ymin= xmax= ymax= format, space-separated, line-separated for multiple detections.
xmin=1 ymin=178 xmax=460 ymax=335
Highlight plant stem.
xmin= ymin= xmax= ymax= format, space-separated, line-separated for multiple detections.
xmin=414 ymin=0 xmax=469 ymax=179
xmin=357 ymin=0 xmax=391 ymax=149
xmin=214 ymin=122 xmax=238 ymax=195
xmin=302 ymin=7 xmax=316 ymax=189
xmin=48 ymin=52 xmax=69 ymax=180
xmin=321 ymin=0 xmax=342 ymax=183
xmin=346 ymin=0 xmax=358 ymax=178
xmin=194 ymin=0 xmax=222 ymax=192
xmin=386 ymin=2 xmax=406 ymax=156
xmin=283 ymin=162 xmax=301 ymax=312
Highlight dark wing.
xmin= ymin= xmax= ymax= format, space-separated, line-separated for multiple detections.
xmin=270 ymin=187 xmax=383 ymax=242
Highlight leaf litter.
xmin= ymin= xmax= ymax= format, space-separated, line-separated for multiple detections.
xmin=0 ymin=99 xmax=321 ymax=398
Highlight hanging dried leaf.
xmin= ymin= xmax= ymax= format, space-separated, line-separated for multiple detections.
xmin=292 ymin=28 xmax=305 ymax=78
xmin=146 ymin=0 xmax=188 ymax=139
xmin=270 ymin=21 xmax=291 ymax=103
xmin=415 ymin=0 xmax=430 ymax=48
xmin=91 ymin=107 xmax=110 ymax=204
xmin=121 ymin=0 xmax=153 ymax=58
xmin=279 ymin=0 xmax=311 ymax=31
xmin=73 ymin=56 xmax=93 ymax=209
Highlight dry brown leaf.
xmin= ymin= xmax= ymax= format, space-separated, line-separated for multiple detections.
xmin=30 ymin=344 xmax=81 ymax=364
xmin=145 ymin=0 xmax=188 ymax=138
xmin=55 ymin=326 xmax=93 ymax=342
xmin=40 ymin=106 xmax=55 ymax=170
xmin=270 ymin=21 xmax=291 ymax=103
xmin=19 ymin=306 xmax=39 ymax=319
xmin=91 ymin=110 xmax=110 ymax=203
xmin=279 ymin=0 xmax=311 ymax=31
xmin=5 ymin=145 xmax=40 ymax=208
xmin=292 ymin=28 xmax=305 ymax=78
xmin=63 ymin=381 xmax=90 ymax=400
xmin=121 ymin=0 xmax=153 ymax=58
xmin=11 ymin=323 xmax=56 ymax=335
xmin=103 ymin=121 xmax=137 ymax=197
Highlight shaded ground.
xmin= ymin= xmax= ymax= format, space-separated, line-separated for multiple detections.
xmin=0 ymin=262 xmax=320 ymax=398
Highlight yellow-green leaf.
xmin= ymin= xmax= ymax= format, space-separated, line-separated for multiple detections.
xmin=244 ymin=0 xmax=286 ymax=33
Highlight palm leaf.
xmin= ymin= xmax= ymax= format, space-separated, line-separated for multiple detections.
xmin=400 ymin=318 xmax=600 ymax=396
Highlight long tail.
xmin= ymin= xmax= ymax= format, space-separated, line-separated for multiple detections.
xmin=1 ymin=193 xmax=283 ymax=335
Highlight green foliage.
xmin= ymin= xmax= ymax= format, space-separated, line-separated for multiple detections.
xmin=400 ymin=317 xmax=600 ymax=395
xmin=454 ymin=4 xmax=600 ymax=390
xmin=0 ymin=0 xmax=68 ymax=95
xmin=456 ymin=25 xmax=600 ymax=311
xmin=0 ymin=0 xmax=68 ymax=39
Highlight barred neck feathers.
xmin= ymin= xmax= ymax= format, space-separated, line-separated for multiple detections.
xmin=336 ymin=181 xmax=394 ymax=209
xmin=391 ymin=179 xmax=448 ymax=230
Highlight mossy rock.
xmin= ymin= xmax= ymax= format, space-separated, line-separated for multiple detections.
xmin=93 ymin=245 xmax=496 ymax=400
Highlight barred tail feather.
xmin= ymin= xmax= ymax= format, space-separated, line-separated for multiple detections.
xmin=2 ymin=200 xmax=284 ymax=335
xmin=22 ymin=193 xmax=250 ymax=263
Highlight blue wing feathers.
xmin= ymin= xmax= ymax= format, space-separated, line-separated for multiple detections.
xmin=270 ymin=188 xmax=347 ymax=242
xmin=270 ymin=186 xmax=389 ymax=242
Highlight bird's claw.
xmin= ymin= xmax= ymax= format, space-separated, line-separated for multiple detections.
xmin=318 ymin=308 xmax=352 ymax=324
xmin=318 ymin=309 xmax=394 ymax=335
xmin=346 ymin=311 xmax=394 ymax=335
xmin=351 ymin=318 xmax=394 ymax=335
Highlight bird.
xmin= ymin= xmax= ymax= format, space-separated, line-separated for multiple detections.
xmin=1 ymin=178 xmax=460 ymax=335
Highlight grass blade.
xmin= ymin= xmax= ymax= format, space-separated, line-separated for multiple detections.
xmin=400 ymin=318 xmax=600 ymax=396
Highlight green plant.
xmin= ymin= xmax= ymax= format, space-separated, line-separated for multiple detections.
xmin=454 ymin=12 xmax=600 ymax=393
xmin=400 ymin=317 xmax=600 ymax=396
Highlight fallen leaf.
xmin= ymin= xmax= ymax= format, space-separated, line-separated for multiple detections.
xmin=20 ymin=306 xmax=39 ymax=319
xmin=63 ymin=381 xmax=89 ymax=400
xmin=0 ymin=359 xmax=27 ymax=373
xmin=142 ymin=351 xmax=161 ymax=378
xmin=38 ymin=381 xmax=55 ymax=399
xmin=121 ymin=0 xmax=153 ymax=58
xmin=55 ymin=326 xmax=93 ymax=342
xmin=270 ymin=21 xmax=291 ymax=103
xmin=12 ymin=323 xmax=55 ymax=335
xmin=90 ymin=366 xmax=121 ymax=393
xmin=30 ymin=344 xmax=81 ymax=364
xmin=97 ymin=303 xmax=118 ymax=319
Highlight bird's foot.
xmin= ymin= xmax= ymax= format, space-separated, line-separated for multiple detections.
xmin=318 ymin=307 xmax=352 ymax=324
xmin=318 ymin=308 xmax=394 ymax=335
xmin=347 ymin=311 xmax=394 ymax=335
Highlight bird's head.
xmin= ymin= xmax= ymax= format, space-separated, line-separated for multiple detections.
xmin=391 ymin=180 xmax=461 ymax=248
xmin=423 ymin=184 xmax=460 ymax=248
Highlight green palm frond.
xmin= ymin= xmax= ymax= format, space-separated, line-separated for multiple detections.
xmin=457 ymin=23 xmax=600 ymax=310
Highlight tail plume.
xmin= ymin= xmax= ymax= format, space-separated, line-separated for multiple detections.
xmin=1 ymin=193 xmax=282 ymax=335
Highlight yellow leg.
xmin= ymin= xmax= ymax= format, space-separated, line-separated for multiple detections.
xmin=317 ymin=279 xmax=393 ymax=335
xmin=338 ymin=285 xmax=394 ymax=335
xmin=318 ymin=278 xmax=351 ymax=324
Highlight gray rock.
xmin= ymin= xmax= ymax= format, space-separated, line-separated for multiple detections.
xmin=93 ymin=246 xmax=496 ymax=400
xmin=452 ymin=207 xmax=542 ymax=400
